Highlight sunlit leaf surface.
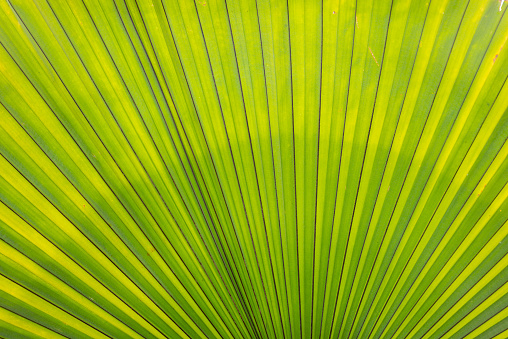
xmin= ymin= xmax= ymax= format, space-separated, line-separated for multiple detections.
xmin=0 ymin=0 xmax=507 ymax=338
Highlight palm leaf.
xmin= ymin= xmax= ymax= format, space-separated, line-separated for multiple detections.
xmin=0 ymin=0 xmax=507 ymax=338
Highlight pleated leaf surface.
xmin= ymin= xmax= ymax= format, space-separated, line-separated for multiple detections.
xmin=0 ymin=0 xmax=507 ymax=338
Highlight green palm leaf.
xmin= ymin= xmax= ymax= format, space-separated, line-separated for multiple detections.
xmin=0 ymin=0 xmax=507 ymax=338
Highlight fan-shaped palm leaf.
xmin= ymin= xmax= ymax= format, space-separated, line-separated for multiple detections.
xmin=0 ymin=0 xmax=507 ymax=338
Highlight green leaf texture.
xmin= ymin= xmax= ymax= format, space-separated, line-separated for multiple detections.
xmin=0 ymin=0 xmax=507 ymax=338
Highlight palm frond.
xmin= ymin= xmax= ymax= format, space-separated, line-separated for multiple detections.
xmin=0 ymin=0 xmax=507 ymax=338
